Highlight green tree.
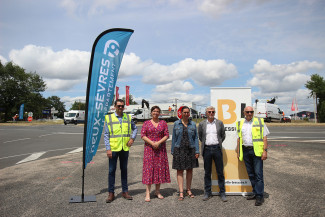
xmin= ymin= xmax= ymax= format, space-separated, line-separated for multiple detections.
xmin=305 ymin=74 xmax=325 ymax=122
xmin=71 ymin=101 xmax=86 ymax=110
xmin=0 ymin=61 xmax=46 ymax=121
xmin=122 ymin=94 xmax=138 ymax=105
xmin=47 ymin=96 xmax=66 ymax=118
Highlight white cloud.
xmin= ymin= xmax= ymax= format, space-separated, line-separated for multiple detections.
xmin=154 ymin=80 xmax=194 ymax=93
xmin=61 ymin=95 xmax=86 ymax=110
xmin=60 ymin=0 xmax=78 ymax=16
xmin=0 ymin=55 xmax=8 ymax=64
xmin=9 ymin=45 xmax=90 ymax=91
xmin=142 ymin=58 xmax=238 ymax=86
xmin=119 ymin=52 xmax=153 ymax=77
xmin=248 ymin=59 xmax=323 ymax=93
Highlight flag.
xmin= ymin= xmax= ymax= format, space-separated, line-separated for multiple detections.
xmin=126 ymin=85 xmax=130 ymax=106
xmin=116 ymin=86 xmax=119 ymax=101
xmin=83 ymin=28 xmax=133 ymax=168
xmin=19 ymin=104 xmax=24 ymax=120
xmin=295 ymin=97 xmax=298 ymax=111
xmin=291 ymin=97 xmax=295 ymax=111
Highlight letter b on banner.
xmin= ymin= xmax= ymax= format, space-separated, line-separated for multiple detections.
xmin=217 ymin=99 xmax=237 ymax=124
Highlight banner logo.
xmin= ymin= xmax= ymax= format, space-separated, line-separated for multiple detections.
xmin=104 ymin=40 xmax=120 ymax=57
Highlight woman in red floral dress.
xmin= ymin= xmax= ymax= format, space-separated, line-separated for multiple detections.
xmin=141 ymin=106 xmax=170 ymax=202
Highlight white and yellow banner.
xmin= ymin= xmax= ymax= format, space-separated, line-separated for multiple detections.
xmin=210 ymin=87 xmax=252 ymax=195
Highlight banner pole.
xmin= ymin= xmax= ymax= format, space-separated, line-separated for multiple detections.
xmin=69 ymin=31 xmax=97 ymax=203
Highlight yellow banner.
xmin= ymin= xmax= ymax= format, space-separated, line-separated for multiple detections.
xmin=210 ymin=87 xmax=252 ymax=195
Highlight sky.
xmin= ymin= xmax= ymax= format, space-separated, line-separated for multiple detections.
xmin=1 ymin=0 xmax=325 ymax=115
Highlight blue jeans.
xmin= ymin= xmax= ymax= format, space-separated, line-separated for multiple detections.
xmin=108 ymin=150 xmax=129 ymax=193
xmin=243 ymin=147 xmax=264 ymax=198
xmin=203 ymin=145 xmax=225 ymax=195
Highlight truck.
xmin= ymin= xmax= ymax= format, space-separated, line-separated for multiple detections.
xmin=64 ymin=110 xmax=85 ymax=125
xmin=131 ymin=108 xmax=178 ymax=123
xmin=253 ymin=98 xmax=283 ymax=123
xmin=130 ymin=99 xmax=179 ymax=123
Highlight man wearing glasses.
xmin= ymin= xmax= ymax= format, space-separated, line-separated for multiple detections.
xmin=237 ymin=106 xmax=269 ymax=206
xmin=198 ymin=106 xmax=227 ymax=202
xmin=104 ymin=99 xmax=138 ymax=203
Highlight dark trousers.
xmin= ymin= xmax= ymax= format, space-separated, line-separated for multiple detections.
xmin=108 ymin=150 xmax=129 ymax=193
xmin=203 ymin=145 xmax=225 ymax=195
xmin=243 ymin=147 xmax=264 ymax=198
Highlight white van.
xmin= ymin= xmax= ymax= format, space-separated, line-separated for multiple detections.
xmin=253 ymin=101 xmax=283 ymax=122
xmin=64 ymin=110 xmax=85 ymax=125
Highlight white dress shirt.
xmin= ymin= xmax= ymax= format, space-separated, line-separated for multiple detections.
xmin=205 ymin=119 xmax=219 ymax=145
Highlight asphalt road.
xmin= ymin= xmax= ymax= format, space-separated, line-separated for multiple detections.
xmin=0 ymin=124 xmax=324 ymax=216
xmin=1 ymin=124 xmax=324 ymax=169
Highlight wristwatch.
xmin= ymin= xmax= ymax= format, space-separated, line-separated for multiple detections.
xmin=264 ymin=149 xmax=268 ymax=152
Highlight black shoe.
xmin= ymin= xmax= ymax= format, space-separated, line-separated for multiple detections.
xmin=255 ymin=197 xmax=264 ymax=206
xmin=202 ymin=193 xmax=212 ymax=201
xmin=246 ymin=195 xmax=256 ymax=200
xmin=220 ymin=194 xmax=227 ymax=202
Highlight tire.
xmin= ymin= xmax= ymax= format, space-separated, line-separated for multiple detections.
xmin=266 ymin=118 xmax=271 ymax=123
xmin=64 ymin=122 xmax=67 ymax=125
xmin=74 ymin=121 xmax=77 ymax=125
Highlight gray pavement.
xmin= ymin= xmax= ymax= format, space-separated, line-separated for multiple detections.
xmin=1 ymin=128 xmax=325 ymax=216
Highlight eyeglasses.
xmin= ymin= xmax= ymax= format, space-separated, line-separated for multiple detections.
xmin=245 ymin=111 xmax=254 ymax=114
xmin=183 ymin=112 xmax=190 ymax=114
xmin=117 ymin=105 xmax=125 ymax=108
xmin=207 ymin=111 xmax=215 ymax=114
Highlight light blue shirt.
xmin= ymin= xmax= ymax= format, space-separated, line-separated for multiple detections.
xmin=104 ymin=112 xmax=137 ymax=150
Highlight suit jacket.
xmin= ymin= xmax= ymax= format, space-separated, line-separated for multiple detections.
xmin=198 ymin=119 xmax=226 ymax=157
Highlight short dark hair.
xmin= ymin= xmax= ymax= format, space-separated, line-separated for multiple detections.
xmin=114 ymin=99 xmax=125 ymax=106
xmin=151 ymin=106 xmax=161 ymax=113
xmin=181 ymin=106 xmax=190 ymax=112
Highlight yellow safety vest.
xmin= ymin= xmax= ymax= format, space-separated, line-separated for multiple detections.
xmin=237 ymin=117 xmax=264 ymax=161
xmin=105 ymin=113 xmax=132 ymax=152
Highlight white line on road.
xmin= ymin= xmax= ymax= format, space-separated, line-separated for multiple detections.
xmin=3 ymin=138 xmax=31 ymax=143
xmin=16 ymin=152 xmax=46 ymax=164
xmin=68 ymin=147 xmax=83 ymax=154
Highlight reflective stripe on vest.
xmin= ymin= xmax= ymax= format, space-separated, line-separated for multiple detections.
xmin=237 ymin=117 xmax=264 ymax=161
xmin=105 ymin=113 xmax=131 ymax=152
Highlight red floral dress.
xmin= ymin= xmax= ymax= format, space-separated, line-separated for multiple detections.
xmin=141 ymin=120 xmax=171 ymax=185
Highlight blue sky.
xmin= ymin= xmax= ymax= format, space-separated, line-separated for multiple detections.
xmin=1 ymin=0 xmax=324 ymax=114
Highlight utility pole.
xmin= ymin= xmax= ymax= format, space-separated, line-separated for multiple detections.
xmin=313 ymin=92 xmax=317 ymax=123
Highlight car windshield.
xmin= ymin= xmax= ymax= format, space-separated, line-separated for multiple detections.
xmin=65 ymin=113 xmax=76 ymax=117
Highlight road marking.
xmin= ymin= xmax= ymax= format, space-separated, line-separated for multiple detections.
xmin=3 ymin=138 xmax=31 ymax=143
xmin=68 ymin=147 xmax=83 ymax=154
xmin=269 ymin=139 xmax=325 ymax=143
xmin=39 ymin=132 xmax=83 ymax=137
xmin=16 ymin=152 xmax=46 ymax=164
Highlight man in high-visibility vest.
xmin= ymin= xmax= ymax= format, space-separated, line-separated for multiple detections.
xmin=237 ymin=106 xmax=270 ymax=206
xmin=104 ymin=99 xmax=138 ymax=203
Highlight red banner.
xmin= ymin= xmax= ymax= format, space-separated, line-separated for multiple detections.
xmin=126 ymin=86 xmax=130 ymax=106
xmin=291 ymin=97 xmax=295 ymax=111
xmin=116 ymin=86 xmax=119 ymax=101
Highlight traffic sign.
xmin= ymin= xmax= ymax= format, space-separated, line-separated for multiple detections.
xmin=28 ymin=117 xmax=33 ymax=122
xmin=177 ymin=106 xmax=184 ymax=119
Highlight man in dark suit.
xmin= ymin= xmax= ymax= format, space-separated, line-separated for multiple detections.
xmin=198 ymin=106 xmax=227 ymax=202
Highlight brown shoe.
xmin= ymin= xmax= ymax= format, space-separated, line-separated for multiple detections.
xmin=106 ymin=192 xmax=115 ymax=203
xmin=122 ymin=192 xmax=133 ymax=200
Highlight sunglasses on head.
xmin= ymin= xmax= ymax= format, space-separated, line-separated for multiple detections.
xmin=117 ymin=105 xmax=125 ymax=108
xmin=245 ymin=111 xmax=254 ymax=114
xmin=207 ymin=111 xmax=215 ymax=114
